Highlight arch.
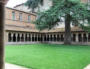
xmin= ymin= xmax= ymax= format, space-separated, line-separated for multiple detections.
xmin=21 ymin=34 xmax=24 ymax=42
xmin=61 ymin=34 xmax=64 ymax=42
xmin=38 ymin=34 xmax=40 ymax=41
xmin=40 ymin=35 xmax=43 ymax=42
xmin=8 ymin=33 xmax=12 ymax=42
xmin=32 ymin=34 xmax=34 ymax=42
xmin=72 ymin=34 xmax=76 ymax=42
xmin=47 ymin=35 xmax=49 ymax=41
xmin=29 ymin=34 xmax=31 ymax=41
xmin=57 ymin=34 xmax=60 ymax=41
xmin=54 ymin=35 xmax=56 ymax=41
xmin=83 ymin=33 xmax=87 ymax=42
xmin=88 ymin=33 xmax=90 ymax=42
xmin=35 ymin=34 xmax=37 ymax=41
xmin=44 ymin=35 xmax=46 ymax=41
xmin=78 ymin=34 xmax=82 ymax=42
xmin=50 ymin=35 xmax=52 ymax=41
xmin=17 ymin=34 xmax=20 ymax=42
xmin=13 ymin=33 xmax=16 ymax=42
xmin=25 ymin=34 xmax=28 ymax=42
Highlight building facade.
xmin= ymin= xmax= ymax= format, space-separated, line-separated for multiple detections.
xmin=5 ymin=0 xmax=90 ymax=45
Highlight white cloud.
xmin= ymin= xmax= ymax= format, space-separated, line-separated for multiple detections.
xmin=6 ymin=0 xmax=27 ymax=8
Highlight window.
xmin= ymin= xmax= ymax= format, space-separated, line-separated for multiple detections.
xmin=28 ymin=15 xmax=31 ymax=23
xmin=19 ymin=13 xmax=22 ymax=21
xmin=12 ymin=11 xmax=15 ymax=20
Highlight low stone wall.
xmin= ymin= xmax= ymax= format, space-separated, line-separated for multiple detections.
xmin=5 ymin=42 xmax=90 ymax=45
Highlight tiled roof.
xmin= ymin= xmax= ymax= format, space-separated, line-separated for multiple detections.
xmin=5 ymin=25 xmax=84 ymax=33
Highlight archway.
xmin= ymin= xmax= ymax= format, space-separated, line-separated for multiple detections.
xmin=78 ymin=34 xmax=82 ymax=42
xmin=13 ymin=33 xmax=16 ymax=42
xmin=17 ymin=34 xmax=20 ymax=42
xmin=72 ymin=34 xmax=76 ymax=42
xmin=8 ymin=33 xmax=12 ymax=42
xmin=83 ymin=33 xmax=87 ymax=42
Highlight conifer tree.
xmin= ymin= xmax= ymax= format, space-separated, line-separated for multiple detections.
xmin=25 ymin=0 xmax=90 ymax=44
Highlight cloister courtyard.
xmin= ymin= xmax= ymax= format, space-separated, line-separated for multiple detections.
xmin=5 ymin=44 xmax=90 ymax=69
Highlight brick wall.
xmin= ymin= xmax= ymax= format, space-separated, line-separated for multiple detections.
xmin=5 ymin=7 xmax=37 ymax=31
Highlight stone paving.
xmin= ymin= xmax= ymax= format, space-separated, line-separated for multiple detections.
xmin=5 ymin=63 xmax=29 ymax=69
xmin=84 ymin=64 xmax=90 ymax=69
xmin=5 ymin=63 xmax=90 ymax=69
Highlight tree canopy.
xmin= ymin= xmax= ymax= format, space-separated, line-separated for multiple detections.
xmin=25 ymin=0 xmax=90 ymax=44
xmin=33 ymin=0 xmax=90 ymax=30
xmin=25 ymin=0 xmax=43 ymax=12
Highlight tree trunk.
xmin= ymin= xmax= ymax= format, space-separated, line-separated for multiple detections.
xmin=64 ymin=14 xmax=71 ymax=45
xmin=0 ymin=2 xmax=5 ymax=69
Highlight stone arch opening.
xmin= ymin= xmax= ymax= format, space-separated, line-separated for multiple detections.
xmin=88 ymin=33 xmax=90 ymax=42
xmin=72 ymin=34 xmax=76 ymax=42
xmin=17 ymin=34 xmax=20 ymax=42
xmin=61 ymin=34 xmax=64 ymax=41
xmin=83 ymin=33 xmax=87 ymax=42
xmin=13 ymin=33 xmax=16 ymax=42
xmin=8 ymin=33 xmax=12 ymax=42
xmin=57 ymin=34 xmax=60 ymax=41
xmin=21 ymin=34 xmax=24 ymax=42
xmin=78 ymin=34 xmax=82 ymax=42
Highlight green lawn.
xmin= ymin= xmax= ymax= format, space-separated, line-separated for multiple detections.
xmin=5 ymin=44 xmax=90 ymax=69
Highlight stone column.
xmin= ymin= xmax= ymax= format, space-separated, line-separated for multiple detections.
xmin=33 ymin=34 xmax=35 ymax=42
xmin=27 ymin=34 xmax=29 ymax=42
xmin=15 ymin=33 xmax=18 ymax=42
xmin=86 ymin=33 xmax=88 ymax=42
xmin=52 ymin=35 xmax=54 ymax=41
xmin=40 ymin=34 xmax=42 ymax=41
xmin=46 ymin=34 xmax=47 ymax=42
xmin=76 ymin=33 xmax=79 ymax=42
xmin=37 ymin=34 xmax=38 ymax=42
xmin=71 ymin=34 xmax=73 ymax=41
xmin=23 ymin=34 xmax=25 ymax=42
xmin=11 ymin=33 xmax=13 ymax=42
xmin=81 ymin=33 xmax=83 ymax=42
xmin=19 ymin=34 xmax=22 ymax=42
xmin=5 ymin=32 xmax=8 ymax=43
xmin=42 ymin=35 xmax=44 ymax=42
xmin=49 ymin=34 xmax=51 ymax=42
xmin=59 ymin=34 xmax=61 ymax=42
xmin=31 ymin=33 xmax=32 ymax=42
xmin=56 ymin=34 xmax=57 ymax=42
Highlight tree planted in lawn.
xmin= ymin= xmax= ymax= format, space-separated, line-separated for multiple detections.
xmin=25 ymin=0 xmax=90 ymax=45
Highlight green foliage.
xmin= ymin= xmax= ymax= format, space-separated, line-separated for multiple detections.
xmin=25 ymin=0 xmax=90 ymax=32
xmin=33 ymin=0 xmax=90 ymax=31
xmin=25 ymin=0 xmax=43 ymax=12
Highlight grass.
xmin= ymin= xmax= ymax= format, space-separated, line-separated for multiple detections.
xmin=5 ymin=44 xmax=90 ymax=69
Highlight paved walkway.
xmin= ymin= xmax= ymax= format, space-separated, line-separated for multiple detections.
xmin=5 ymin=63 xmax=90 ymax=69
xmin=84 ymin=64 xmax=90 ymax=69
xmin=5 ymin=63 xmax=29 ymax=69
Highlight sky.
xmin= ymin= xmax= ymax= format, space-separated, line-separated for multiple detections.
xmin=6 ymin=0 xmax=27 ymax=8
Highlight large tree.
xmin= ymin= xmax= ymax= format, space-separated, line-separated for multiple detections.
xmin=25 ymin=0 xmax=90 ymax=45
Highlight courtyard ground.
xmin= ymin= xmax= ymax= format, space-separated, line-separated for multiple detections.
xmin=5 ymin=44 xmax=90 ymax=69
